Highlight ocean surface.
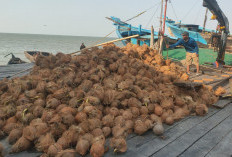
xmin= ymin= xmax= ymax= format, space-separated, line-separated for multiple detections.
xmin=0 ymin=33 xmax=120 ymax=65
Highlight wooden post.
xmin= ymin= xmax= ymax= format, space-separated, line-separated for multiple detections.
xmin=157 ymin=0 xmax=164 ymax=51
xmin=159 ymin=0 xmax=168 ymax=54
xmin=70 ymin=34 xmax=140 ymax=55
xmin=150 ymin=25 xmax=154 ymax=49
xmin=203 ymin=8 xmax=208 ymax=32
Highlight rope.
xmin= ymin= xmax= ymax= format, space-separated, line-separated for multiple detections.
xmin=145 ymin=3 xmax=161 ymax=29
xmin=170 ymin=0 xmax=179 ymax=22
xmin=181 ymin=0 xmax=199 ymax=22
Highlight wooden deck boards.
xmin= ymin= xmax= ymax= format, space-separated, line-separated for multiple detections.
xmin=1 ymin=65 xmax=232 ymax=157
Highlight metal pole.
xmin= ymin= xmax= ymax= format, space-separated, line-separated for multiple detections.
xmin=157 ymin=0 xmax=164 ymax=51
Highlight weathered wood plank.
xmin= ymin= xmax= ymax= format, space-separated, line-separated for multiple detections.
xmin=205 ymin=129 xmax=232 ymax=157
xmin=130 ymin=107 xmax=220 ymax=157
xmin=151 ymin=104 xmax=232 ymax=157
xmin=179 ymin=114 xmax=232 ymax=157
xmin=212 ymin=99 xmax=232 ymax=108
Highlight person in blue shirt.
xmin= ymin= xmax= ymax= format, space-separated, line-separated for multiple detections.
xmin=167 ymin=31 xmax=199 ymax=75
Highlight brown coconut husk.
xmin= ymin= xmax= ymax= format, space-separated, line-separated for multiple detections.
xmin=75 ymin=112 xmax=87 ymax=123
xmin=11 ymin=137 xmax=31 ymax=153
xmin=34 ymin=98 xmax=45 ymax=107
xmin=92 ymin=128 xmax=103 ymax=137
xmin=122 ymin=110 xmax=133 ymax=120
xmin=6 ymin=116 xmax=17 ymax=124
xmin=134 ymin=120 xmax=148 ymax=135
xmin=0 ymin=143 xmax=3 ymax=157
xmin=90 ymin=141 xmax=105 ymax=157
xmin=125 ymin=120 xmax=134 ymax=133
xmin=165 ymin=116 xmax=174 ymax=125
xmin=8 ymin=128 xmax=23 ymax=144
xmin=154 ymin=105 xmax=163 ymax=116
xmin=35 ymin=133 xmax=55 ymax=153
xmin=102 ymin=114 xmax=114 ymax=127
xmin=195 ymin=104 xmax=208 ymax=116
xmin=61 ymin=113 xmax=75 ymax=126
xmin=102 ymin=127 xmax=111 ymax=137
xmin=110 ymin=137 xmax=127 ymax=153
xmin=57 ymin=137 xmax=71 ymax=150
xmin=161 ymin=98 xmax=174 ymax=110
xmin=82 ymin=133 xmax=94 ymax=144
xmin=109 ymin=107 xmax=119 ymax=117
xmin=22 ymin=126 xmax=37 ymax=141
xmin=3 ymin=123 xmax=21 ymax=135
xmin=112 ymin=125 xmax=127 ymax=138
xmin=46 ymin=98 xmax=60 ymax=109
xmin=76 ymin=139 xmax=90 ymax=156
xmin=130 ymin=107 xmax=140 ymax=118
xmin=88 ymin=118 xmax=102 ymax=131
xmin=32 ymin=105 xmax=44 ymax=118
xmin=140 ymin=106 xmax=149 ymax=115
xmin=114 ymin=116 xmax=125 ymax=127
xmin=47 ymin=143 xmax=63 ymax=157
xmin=56 ymin=149 xmax=76 ymax=157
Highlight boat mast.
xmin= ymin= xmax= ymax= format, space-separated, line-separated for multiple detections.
xmin=157 ymin=0 xmax=164 ymax=52
xmin=203 ymin=8 xmax=208 ymax=32
xmin=159 ymin=0 xmax=168 ymax=54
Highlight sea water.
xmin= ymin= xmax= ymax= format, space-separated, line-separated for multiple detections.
xmin=0 ymin=33 xmax=119 ymax=65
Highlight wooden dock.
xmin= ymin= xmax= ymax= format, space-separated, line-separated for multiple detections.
xmin=1 ymin=64 xmax=232 ymax=157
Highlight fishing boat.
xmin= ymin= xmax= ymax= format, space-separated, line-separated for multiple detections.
xmin=107 ymin=16 xmax=178 ymax=47
xmin=166 ymin=18 xmax=216 ymax=45
xmin=24 ymin=51 xmax=50 ymax=63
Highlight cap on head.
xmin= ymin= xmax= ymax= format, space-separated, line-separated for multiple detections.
xmin=181 ymin=31 xmax=189 ymax=36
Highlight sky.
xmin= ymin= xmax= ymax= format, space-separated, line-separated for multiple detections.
xmin=0 ymin=0 xmax=231 ymax=37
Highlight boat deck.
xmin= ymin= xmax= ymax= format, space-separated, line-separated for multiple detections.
xmin=1 ymin=64 xmax=232 ymax=157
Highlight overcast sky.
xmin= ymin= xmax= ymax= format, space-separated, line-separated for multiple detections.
xmin=0 ymin=0 xmax=231 ymax=37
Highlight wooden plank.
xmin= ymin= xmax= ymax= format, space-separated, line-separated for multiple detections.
xmin=150 ymin=103 xmax=232 ymax=157
xmin=130 ymin=108 xmax=220 ymax=157
xmin=179 ymin=114 xmax=232 ymax=157
xmin=212 ymin=99 xmax=232 ymax=108
xmin=205 ymin=129 xmax=232 ymax=157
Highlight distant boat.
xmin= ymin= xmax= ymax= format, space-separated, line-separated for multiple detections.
xmin=166 ymin=18 xmax=216 ymax=45
xmin=107 ymin=16 xmax=178 ymax=47
xmin=24 ymin=51 xmax=50 ymax=63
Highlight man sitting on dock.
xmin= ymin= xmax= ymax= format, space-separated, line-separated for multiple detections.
xmin=167 ymin=31 xmax=200 ymax=75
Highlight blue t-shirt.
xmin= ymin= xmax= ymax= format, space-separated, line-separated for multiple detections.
xmin=169 ymin=37 xmax=199 ymax=54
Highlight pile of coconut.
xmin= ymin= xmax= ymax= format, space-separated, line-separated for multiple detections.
xmin=0 ymin=44 xmax=218 ymax=157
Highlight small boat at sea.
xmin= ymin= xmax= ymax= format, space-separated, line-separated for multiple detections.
xmin=4 ymin=53 xmax=26 ymax=65
xmin=24 ymin=51 xmax=50 ymax=63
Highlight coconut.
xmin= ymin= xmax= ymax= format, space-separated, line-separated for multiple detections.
xmin=102 ymin=114 xmax=114 ymax=127
xmin=76 ymin=139 xmax=90 ymax=156
xmin=128 ymin=97 xmax=142 ymax=108
xmin=102 ymin=127 xmax=111 ymax=137
xmin=3 ymin=123 xmax=21 ymax=135
xmin=46 ymin=98 xmax=60 ymax=109
xmin=35 ymin=133 xmax=55 ymax=152
xmin=11 ymin=137 xmax=31 ymax=153
xmin=57 ymin=137 xmax=70 ymax=150
xmin=110 ymin=137 xmax=127 ymax=153
xmin=79 ymin=134 xmax=93 ymax=145
xmin=33 ymin=105 xmax=44 ymax=118
xmin=153 ymin=122 xmax=164 ymax=135
xmin=47 ymin=143 xmax=63 ymax=157
xmin=140 ymin=106 xmax=149 ymax=115
xmin=92 ymin=128 xmax=103 ymax=137
xmin=154 ymin=105 xmax=163 ymax=116
xmin=195 ymin=104 xmax=208 ymax=116
xmin=6 ymin=116 xmax=17 ymax=124
xmin=8 ymin=128 xmax=23 ymax=144
xmin=109 ymin=107 xmax=119 ymax=117
xmin=122 ymin=110 xmax=133 ymax=120
xmin=112 ymin=126 xmax=126 ymax=138
xmin=90 ymin=141 xmax=105 ymax=157
xmin=173 ymin=108 xmax=186 ymax=121
xmin=130 ymin=107 xmax=140 ymax=118
xmin=114 ymin=116 xmax=125 ymax=127
xmin=134 ymin=120 xmax=148 ymax=135
xmin=175 ymin=96 xmax=185 ymax=107
xmin=88 ymin=118 xmax=102 ymax=131
xmin=61 ymin=113 xmax=75 ymax=126
xmin=56 ymin=149 xmax=76 ymax=157
xmin=75 ymin=112 xmax=87 ymax=123
xmin=34 ymin=98 xmax=45 ymax=107
xmin=161 ymin=98 xmax=174 ymax=110
xmin=165 ymin=116 xmax=174 ymax=125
